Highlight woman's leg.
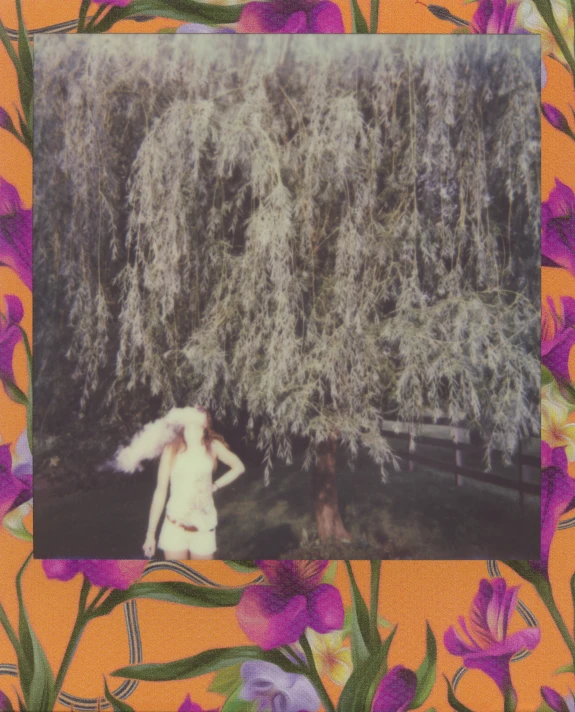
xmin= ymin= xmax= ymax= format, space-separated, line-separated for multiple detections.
xmin=191 ymin=553 xmax=214 ymax=560
xmin=163 ymin=550 xmax=189 ymax=560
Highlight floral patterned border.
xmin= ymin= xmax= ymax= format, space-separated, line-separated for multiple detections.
xmin=0 ymin=0 xmax=566 ymax=709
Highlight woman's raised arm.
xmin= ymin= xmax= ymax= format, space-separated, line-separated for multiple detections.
xmin=211 ymin=441 xmax=245 ymax=493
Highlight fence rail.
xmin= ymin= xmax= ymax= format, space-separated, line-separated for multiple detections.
xmin=380 ymin=428 xmax=540 ymax=509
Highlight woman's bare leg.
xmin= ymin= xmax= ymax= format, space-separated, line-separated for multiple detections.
xmin=191 ymin=553 xmax=214 ymax=560
xmin=163 ymin=550 xmax=189 ymax=561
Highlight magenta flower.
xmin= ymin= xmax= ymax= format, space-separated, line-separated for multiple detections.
xmin=93 ymin=0 xmax=132 ymax=6
xmin=0 ymin=691 xmax=12 ymax=712
xmin=470 ymin=0 xmax=528 ymax=33
xmin=178 ymin=694 xmax=219 ymax=712
xmin=239 ymin=660 xmax=320 ymax=712
xmin=529 ymin=444 xmax=575 ymax=578
xmin=444 ymin=578 xmax=540 ymax=698
xmin=236 ymin=561 xmax=344 ymax=650
xmin=0 ymin=294 xmax=24 ymax=398
xmin=542 ymin=179 xmax=575 ymax=277
xmin=236 ymin=0 xmax=344 ymax=33
xmin=541 ymin=686 xmax=575 ymax=712
xmin=371 ymin=666 xmax=418 ymax=712
xmin=542 ymin=104 xmax=574 ymax=137
xmin=0 ymin=179 xmax=32 ymax=290
xmin=0 ymin=443 xmax=31 ymax=524
xmin=42 ymin=559 xmax=146 ymax=590
xmin=542 ymin=296 xmax=575 ymax=383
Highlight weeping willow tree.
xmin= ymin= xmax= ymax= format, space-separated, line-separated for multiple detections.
xmin=34 ymin=34 xmax=540 ymax=541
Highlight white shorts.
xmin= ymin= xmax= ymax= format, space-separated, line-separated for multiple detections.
xmin=158 ymin=517 xmax=217 ymax=557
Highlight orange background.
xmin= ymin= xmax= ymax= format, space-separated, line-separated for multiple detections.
xmin=0 ymin=1 xmax=568 ymax=710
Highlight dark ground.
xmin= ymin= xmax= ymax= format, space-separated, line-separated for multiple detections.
xmin=33 ymin=426 xmax=540 ymax=561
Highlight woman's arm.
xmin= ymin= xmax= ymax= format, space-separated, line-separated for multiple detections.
xmin=212 ymin=441 xmax=245 ymax=492
xmin=145 ymin=445 xmax=173 ymax=538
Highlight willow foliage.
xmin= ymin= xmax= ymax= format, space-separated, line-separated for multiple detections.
xmin=34 ymin=34 xmax=540 ymax=477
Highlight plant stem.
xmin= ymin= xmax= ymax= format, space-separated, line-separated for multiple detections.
xmin=370 ymin=0 xmax=379 ymax=33
xmin=503 ymin=687 xmax=518 ymax=712
xmin=536 ymin=579 xmax=575 ymax=663
xmin=298 ymin=634 xmax=336 ymax=712
xmin=84 ymin=4 xmax=108 ymax=31
xmin=369 ymin=560 xmax=381 ymax=646
xmin=53 ymin=576 xmax=92 ymax=698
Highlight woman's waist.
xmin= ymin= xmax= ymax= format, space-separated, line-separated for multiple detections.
xmin=166 ymin=498 xmax=217 ymax=523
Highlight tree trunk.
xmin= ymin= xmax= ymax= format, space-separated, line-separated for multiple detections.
xmin=312 ymin=438 xmax=352 ymax=543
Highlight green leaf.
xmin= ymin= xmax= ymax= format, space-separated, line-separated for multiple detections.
xmin=409 ymin=623 xmax=437 ymax=709
xmin=15 ymin=554 xmax=55 ymax=711
xmin=103 ymin=677 xmax=135 ymax=712
xmin=111 ymin=646 xmax=301 ymax=682
xmin=363 ymin=627 xmax=397 ymax=711
xmin=91 ymin=0 xmax=244 ymax=33
xmin=554 ymin=663 xmax=575 ymax=674
xmin=451 ymin=27 xmax=471 ymax=33
xmin=223 ymin=560 xmax=259 ymax=574
xmin=77 ymin=0 xmax=92 ymax=32
xmin=14 ymin=0 xmax=33 ymax=123
xmin=541 ymin=365 xmax=555 ymax=387
xmin=323 ymin=561 xmax=338 ymax=584
xmin=536 ymin=703 xmax=555 ymax=712
xmin=350 ymin=0 xmax=369 ymax=33
xmin=444 ymin=676 xmax=477 ymax=712
xmin=3 ymin=380 xmax=29 ymax=408
xmin=92 ymin=581 xmax=246 ymax=618
xmin=344 ymin=562 xmax=371 ymax=669
xmin=0 ymin=18 xmax=23 ymax=77
xmin=221 ymin=687 xmax=258 ymax=712
xmin=377 ymin=615 xmax=394 ymax=630
xmin=208 ymin=663 xmax=243 ymax=696
xmin=3 ymin=505 xmax=33 ymax=542
xmin=499 ymin=560 xmax=546 ymax=588
xmin=336 ymin=626 xmax=396 ymax=712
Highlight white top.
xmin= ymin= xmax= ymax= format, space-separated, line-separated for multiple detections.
xmin=165 ymin=442 xmax=217 ymax=530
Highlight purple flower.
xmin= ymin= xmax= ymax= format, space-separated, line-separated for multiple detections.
xmin=0 ymin=691 xmax=13 ymax=712
xmin=176 ymin=23 xmax=235 ymax=33
xmin=236 ymin=561 xmax=344 ymax=650
xmin=542 ymin=104 xmax=573 ymax=135
xmin=239 ymin=660 xmax=320 ymax=712
xmin=0 ymin=443 xmax=31 ymax=523
xmin=0 ymin=294 xmax=24 ymax=399
xmin=541 ymin=686 xmax=575 ymax=712
xmin=529 ymin=444 xmax=575 ymax=578
xmin=542 ymin=296 xmax=575 ymax=383
xmin=236 ymin=0 xmax=344 ymax=33
xmin=178 ymin=694 xmax=219 ymax=712
xmin=0 ymin=179 xmax=32 ymax=290
xmin=42 ymin=559 xmax=146 ymax=590
xmin=93 ymin=0 xmax=132 ymax=6
xmin=444 ymin=578 xmax=540 ymax=698
xmin=470 ymin=0 xmax=528 ymax=33
xmin=371 ymin=666 xmax=418 ymax=712
xmin=542 ymin=179 xmax=575 ymax=277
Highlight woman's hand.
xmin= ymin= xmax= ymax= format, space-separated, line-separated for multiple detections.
xmin=142 ymin=534 xmax=156 ymax=558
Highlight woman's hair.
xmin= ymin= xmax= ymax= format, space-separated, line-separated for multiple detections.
xmin=201 ymin=410 xmax=229 ymax=457
xmin=114 ymin=406 xmax=228 ymax=473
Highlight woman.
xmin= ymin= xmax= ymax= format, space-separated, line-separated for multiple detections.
xmin=115 ymin=406 xmax=245 ymax=560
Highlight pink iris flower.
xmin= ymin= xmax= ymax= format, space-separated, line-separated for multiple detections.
xmin=0 ymin=294 xmax=24 ymax=399
xmin=178 ymin=694 xmax=219 ymax=712
xmin=542 ymin=179 xmax=575 ymax=277
xmin=236 ymin=0 xmax=344 ymax=33
xmin=470 ymin=0 xmax=527 ymax=33
xmin=236 ymin=561 xmax=344 ymax=650
xmin=542 ymin=296 xmax=575 ymax=384
xmin=0 ymin=179 xmax=32 ymax=290
xmin=444 ymin=578 xmax=540 ymax=697
xmin=42 ymin=559 xmax=146 ymax=590
xmin=371 ymin=665 xmax=418 ymax=712
xmin=0 ymin=443 xmax=31 ymax=524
